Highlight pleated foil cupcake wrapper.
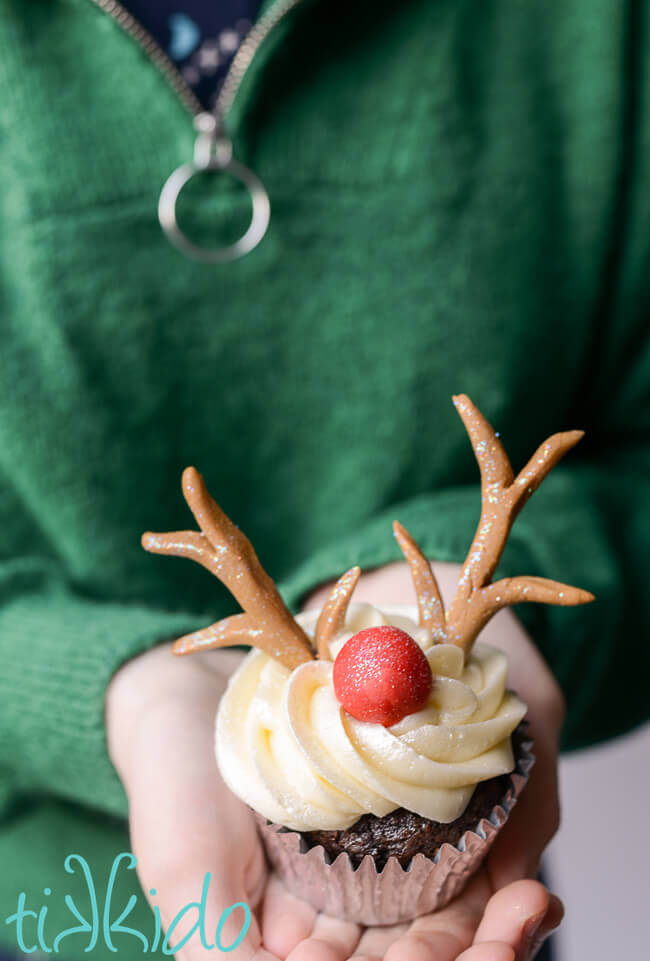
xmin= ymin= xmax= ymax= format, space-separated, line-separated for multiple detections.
xmin=255 ymin=728 xmax=534 ymax=926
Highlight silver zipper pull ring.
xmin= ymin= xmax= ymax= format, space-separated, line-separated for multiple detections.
xmin=158 ymin=112 xmax=270 ymax=264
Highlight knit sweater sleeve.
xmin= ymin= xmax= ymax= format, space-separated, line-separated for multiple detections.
xmin=278 ymin=427 xmax=650 ymax=755
xmin=0 ymin=564 xmax=204 ymax=817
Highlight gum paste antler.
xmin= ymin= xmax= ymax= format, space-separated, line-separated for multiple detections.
xmin=142 ymin=396 xmax=593 ymax=667
xmin=142 ymin=467 xmax=313 ymax=670
xmin=439 ymin=395 xmax=594 ymax=653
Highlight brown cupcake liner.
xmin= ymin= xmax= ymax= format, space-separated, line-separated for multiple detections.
xmin=255 ymin=724 xmax=534 ymax=925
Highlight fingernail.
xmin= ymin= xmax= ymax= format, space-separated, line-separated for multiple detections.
xmin=521 ymin=907 xmax=547 ymax=945
xmin=528 ymin=923 xmax=557 ymax=960
xmin=521 ymin=895 xmax=564 ymax=959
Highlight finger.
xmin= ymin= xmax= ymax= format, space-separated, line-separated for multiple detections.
xmin=142 ymin=843 xmax=263 ymax=961
xmin=260 ymin=874 xmax=317 ymax=958
xmin=383 ymin=873 xmax=491 ymax=961
xmin=127 ymin=701 xmax=265 ymax=960
xmin=456 ymin=942 xmax=515 ymax=961
xmin=487 ymin=732 xmax=559 ymax=888
xmin=385 ymin=932 xmax=462 ymax=961
xmin=284 ymin=912 xmax=361 ymax=961
xmin=479 ymin=616 xmax=563 ymax=889
xmin=472 ymin=880 xmax=558 ymax=958
xmin=354 ymin=921 xmax=409 ymax=957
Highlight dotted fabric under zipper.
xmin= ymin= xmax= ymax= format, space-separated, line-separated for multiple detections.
xmin=122 ymin=0 xmax=263 ymax=110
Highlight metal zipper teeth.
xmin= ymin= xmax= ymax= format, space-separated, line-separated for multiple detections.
xmin=89 ymin=0 xmax=202 ymax=115
xmin=89 ymin=0 xmax=304 ymax=126
xmin=215 ymin=0 xmax=304 ymax=120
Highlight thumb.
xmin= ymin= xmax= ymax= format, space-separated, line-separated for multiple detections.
xmin=487 ymin=713 xmax=561 ymax=890
xmin=124 ymin=699 xmax=269 ymax=960
xmin=148 ymin=862 xmax=265 ymax=961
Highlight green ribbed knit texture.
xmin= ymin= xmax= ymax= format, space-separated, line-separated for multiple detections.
xmin=1 ymin=0 xmax=649 ymax=956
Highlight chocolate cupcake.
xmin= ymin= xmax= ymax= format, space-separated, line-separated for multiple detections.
xmin=217 ymin=600 xmax=534 ymax=922
xmin=301 ymin=723 xmax=531 ymax=871
xmin=142 ymin=394 xmax=592 ymax=924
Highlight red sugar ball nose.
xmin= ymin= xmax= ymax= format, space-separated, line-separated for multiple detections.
xmin=332 ymin=625 xmax=433 ymax=726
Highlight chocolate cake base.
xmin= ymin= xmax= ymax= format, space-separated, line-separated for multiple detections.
xmin=303 ymin=725 xmax=526 ymax=870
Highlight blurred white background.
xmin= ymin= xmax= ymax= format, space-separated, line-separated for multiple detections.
xmin=545 ymin=721 xmax=650 ymax=959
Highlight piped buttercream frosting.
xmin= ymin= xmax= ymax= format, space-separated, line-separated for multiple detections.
xmin=216 ymin=603 xmax=526 ymax=831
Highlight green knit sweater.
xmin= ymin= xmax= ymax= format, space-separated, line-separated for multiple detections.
xmin=1 ymin=0 xmax=649 ymax=956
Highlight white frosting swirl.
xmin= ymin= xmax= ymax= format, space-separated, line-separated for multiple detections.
xmin=216 ymin=604 xmax=526 ymax=831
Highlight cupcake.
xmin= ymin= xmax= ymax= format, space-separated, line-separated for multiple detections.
xmin=142 ymin=394 xmax=593 ymax=924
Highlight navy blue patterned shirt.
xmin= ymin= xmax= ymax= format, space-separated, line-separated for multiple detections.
xmin=124 ymin=1 xmax=263 ymax=109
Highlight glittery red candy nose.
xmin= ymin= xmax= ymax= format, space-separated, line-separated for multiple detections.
xmin=332 ymin=626 xmax=433 ymax=726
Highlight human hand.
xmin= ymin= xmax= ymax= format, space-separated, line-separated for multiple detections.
xmin=106 ymin=643 xmax=273 ymax=959
xmin=105 ymin=558 xmax=564 ymax=960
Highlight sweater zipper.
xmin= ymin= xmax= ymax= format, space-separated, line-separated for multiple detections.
xmin=88 ymin=0 xmax=304 ymax=262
